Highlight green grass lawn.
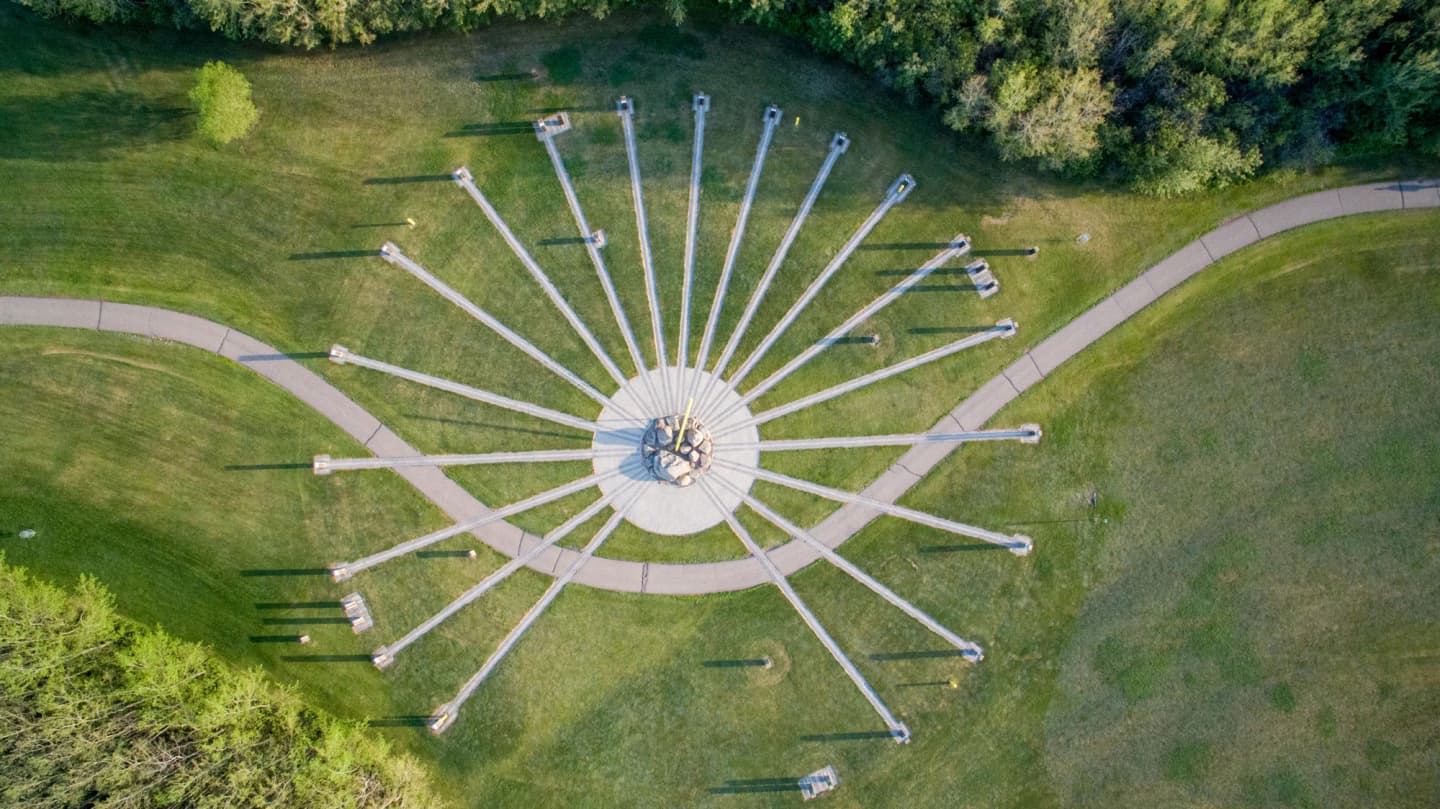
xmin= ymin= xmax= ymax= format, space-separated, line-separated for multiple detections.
xmin=4 ymin=210 xmax=1436 ymax=806
xmin=2 ymin=5 xmax=1439 ymax=807
xmin=4 ymin=4 xmax=1436 ymax=563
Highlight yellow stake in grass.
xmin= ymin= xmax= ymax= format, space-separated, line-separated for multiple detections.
xmin=674 ymin=398 xmax=695 ymax=453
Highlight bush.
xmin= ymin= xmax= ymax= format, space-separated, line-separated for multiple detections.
xmin=188 ymin=60 xmax=258 ymax=145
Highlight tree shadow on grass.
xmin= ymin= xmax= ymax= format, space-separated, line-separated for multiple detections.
xmin=0 ymin=91 xmax=188 ymax=162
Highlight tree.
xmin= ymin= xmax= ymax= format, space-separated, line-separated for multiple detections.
xmin=0 ymin=558 xmax=445 ymax=808
xmin=962 ymin=60 xmax=1113 ymax=172
xmin=188 ymin=60 xmax=258 ymax=145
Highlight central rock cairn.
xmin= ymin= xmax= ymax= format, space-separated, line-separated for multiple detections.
xmin=641 ymin=415 xmax=714 ymax=486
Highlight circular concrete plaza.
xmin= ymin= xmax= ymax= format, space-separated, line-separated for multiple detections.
xmin=592 ymin=366 xmax=759 ymax=536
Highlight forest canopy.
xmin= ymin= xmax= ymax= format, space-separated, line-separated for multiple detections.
xmin=10 ymin=0 xmax=1439 ymax=193
xmin=0 ymin=559 xmax=446 ymax=809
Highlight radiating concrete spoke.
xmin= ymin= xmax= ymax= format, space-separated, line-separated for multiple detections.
xmin=536 ymin=116 xmax=662 ymax=413
xmin=677 ymin=93 xmax=710 ymax=390
xmin=718 ymin=319 xmax=1016 ymax=434
xmin=723 ymin=173 xmax=915 ymax=394
xmin=617 ymin=97 xmax=669 ymax=405
xmin=426 ymin=486 xmax=644 ymax=734
xmin=372 ymin=484 xmax=635 ymax=668
xmin=451 ymin=167 xmax=629 ymax=388
xmin=698 ymin=132 xmax=849 ymax=411
xmin=327 ymin=345 xmax=598 ymax=433
xmin=699 ymin=479 xmax=910 ymax=743
xmin=313 ymin=448 xmax=624 ymax=474
xmin=687 ymin=105 xmax=783 ymax=406
xmin=378 ymin=242 xmax=635 ymax=419
xmin=730 ymin=425 xmax=1041 ymax=452
xmin=711 ymin=235 xmax=968 ymax=420
xmin=717 ymin=460 xmax=1031 ymax=555
xmin=329 ymin=469 xmax=621 ymax=581
xmin=710 ymin=475 xmax=983 ymax=660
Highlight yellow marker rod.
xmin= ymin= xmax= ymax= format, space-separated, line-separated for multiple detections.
xmin=674 ymin=398 xmax=694 ymax=453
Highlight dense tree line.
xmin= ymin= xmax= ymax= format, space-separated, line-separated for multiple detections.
xmin=0 ymin=559 xmax=446 ymax=808
xmin=11 ymin=0 xmax=1439 ymax=192
xmin=756 ymin=0 xmax=1439 ymax=193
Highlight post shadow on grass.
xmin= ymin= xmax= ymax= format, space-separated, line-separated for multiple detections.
xmin=528 ymin=105 xmax=610 ymax=114
xmin=875 ymin=266 xmax=982 ymax=277
xmin=255 ymin=601 xmax=343 ymax=610
xmin=403 ymin=414 xmax=590 ymax=442
xmin=905 ymin=283 xmax=994 ymax=293
xmin=917 ymin=542 xmax=1007 ymax=553
xmin=249 ymin=634 xmax=307 ymax=644
xmin=701 ymin=658 xmax=771 ymax=668
xmin=474 ymin=72 xmax=533 ymax=83
xmin=362 ymin=174 xmax=456 ymax=185
xmin=857 ymin=241 xmax=954 ymax=251
xmin=899 ymin=680 xmax=956 ymax=688
xmin=280 ymin=654 xmax=374 ymax=663
xmin=537 ymin=236 xmax=589 ymax=246
xmin=972 ymin=248 xmax=1037 ymax=257
xmin=416 ymin=549 xmax=476 ymax=559
xmin=444 ymin=122 xmax=536 ymax=138
xmin=240 ymin=568 xmax=332 ymax=577
xmin=907 ymin=326 xmax=998 ymax=336
xmin=368 ymin=716 xmax=434 ymax=728
xmin=800 ymin=730 xmax=904 ymax=742
xmin=868 ymin=649 xmax=971 ymax=662
xmin=350 ymin=222 xmax=411 ymax=229
xmin=262 ymin=616 xmax=352 ymax=626
xmin=223 ymin=462 xmax=312 ymax=471
xmin=287 ymin=249 xmax=382 ymax=261
xmin=234 ymin=351 xmax=331 ymax=361
xmin=707 ymin=778 xmax=803 ymax=795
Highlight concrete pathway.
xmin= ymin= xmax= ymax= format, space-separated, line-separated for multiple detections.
xmin=687 ymin=105 xmax=783 ymax=406
xmin=2 ymin=178 xmax=1435 ymax=594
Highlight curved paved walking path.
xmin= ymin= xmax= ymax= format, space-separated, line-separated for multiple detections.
xmin=3 ymin=178 xmax=1435 ymax=594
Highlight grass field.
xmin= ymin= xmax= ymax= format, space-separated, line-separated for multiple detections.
xmin=4 ymin=213 xmax=1436 ymax=806
xmin=2 ymin=5 xmax=1439 ymax=807
xmin=5 ymin=4 xmax=1436 ymax=564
